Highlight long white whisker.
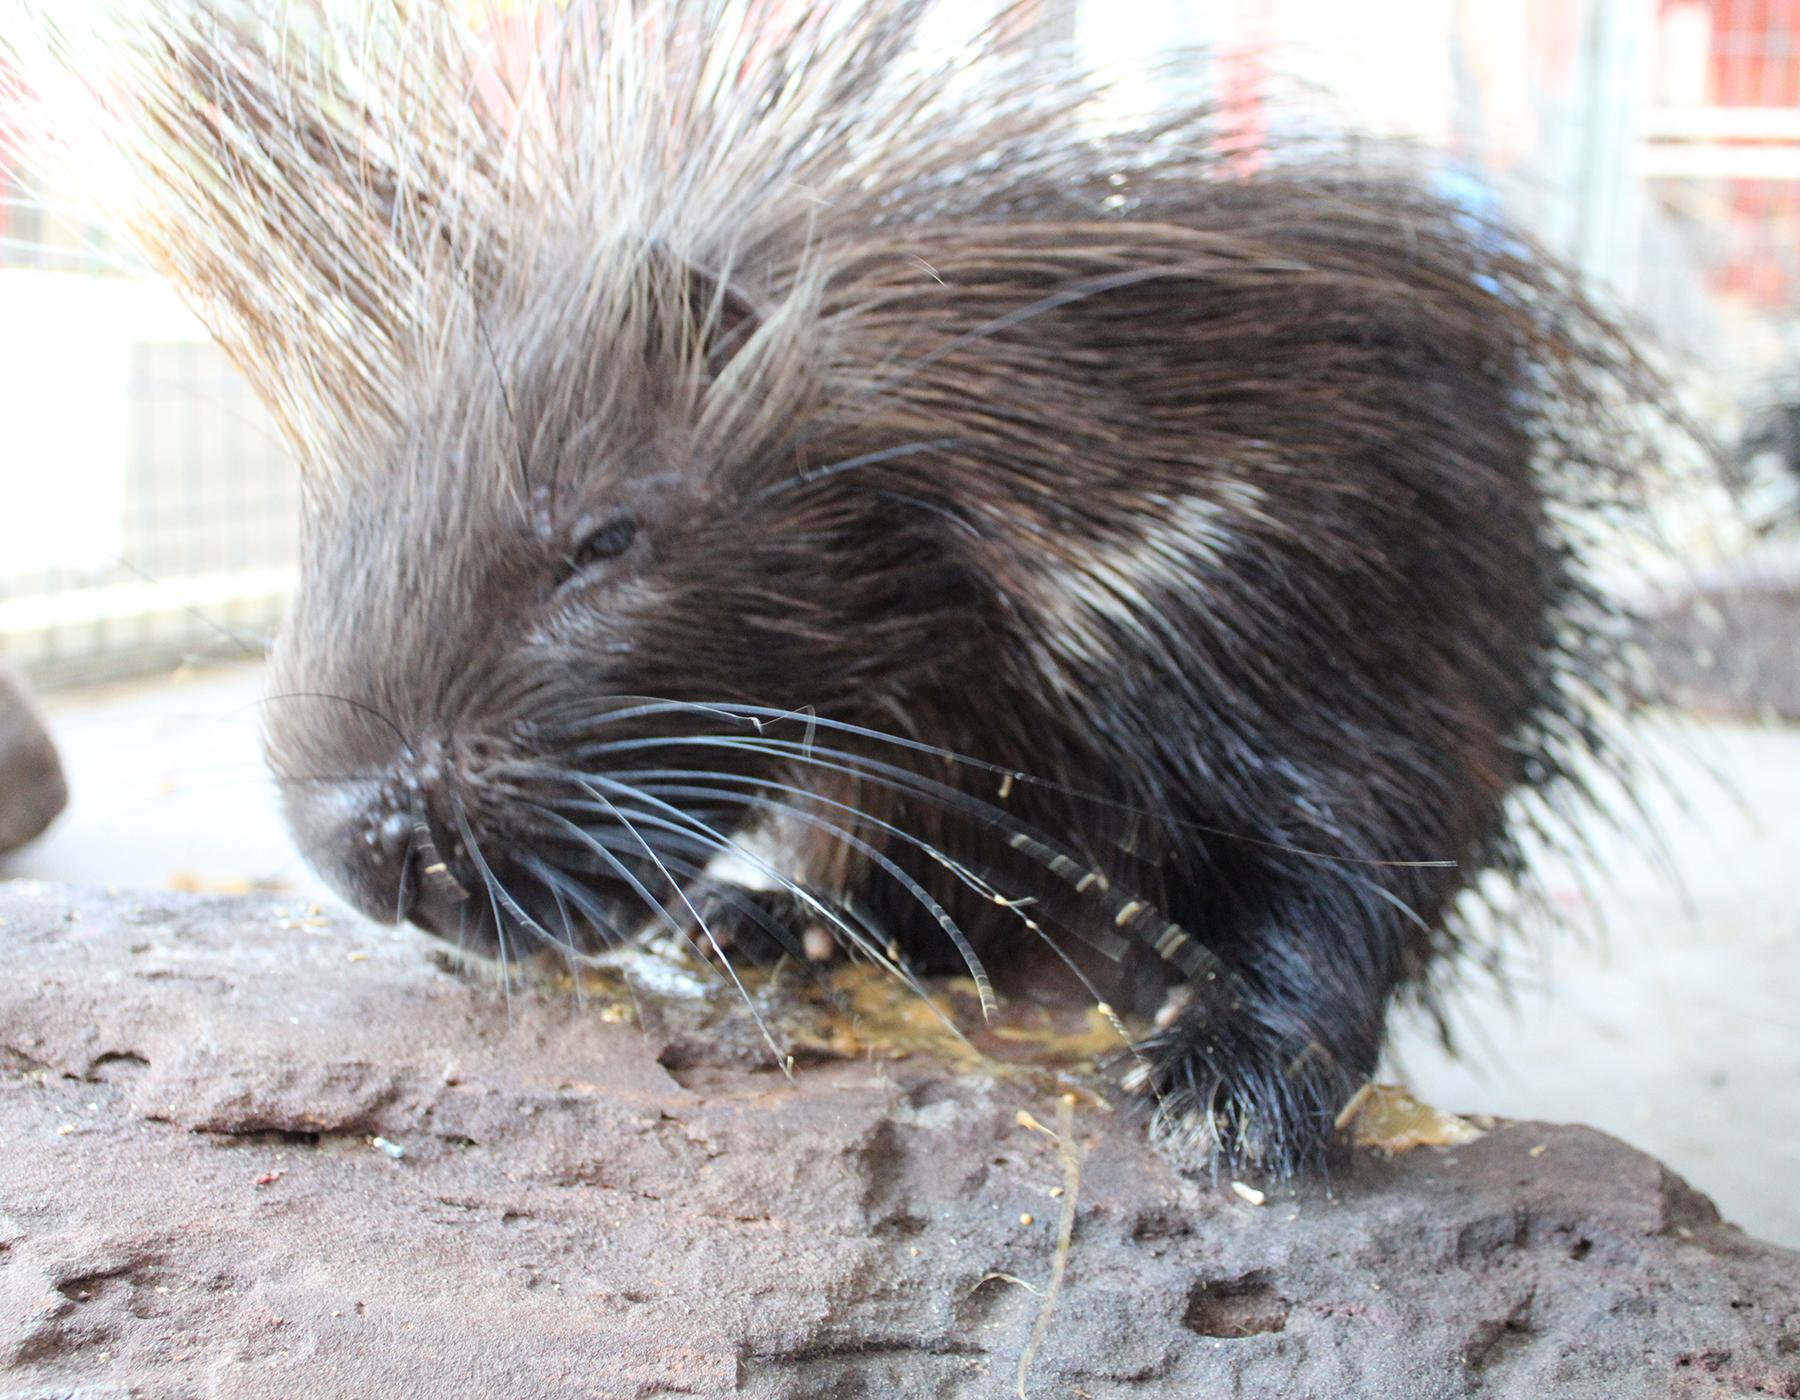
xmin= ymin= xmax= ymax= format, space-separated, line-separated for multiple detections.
xmin=519 ymin=856 xmax=649 ymax=1023
xmin=538 ymin=698 xmax=1457 ymax=871
xmin=575 ymin=774 xmax=996 ymax=1017
xmin=629 ymin=773 xmax=1187 ymax=1052
xmin=530 ymin=787 xmax=969 ymax=1044
xmin=524 ymin=795 xmax=786 ymax=1064
xmin=556 ymin=734 xmax=1149 ymax=960
xmin=539 ymin=869 xmax=587 ymax=1007
xmin=450 ymin=801 xmax=515 ymax=1021
xmin=572 ymin=780 xmax=790 ymax=1066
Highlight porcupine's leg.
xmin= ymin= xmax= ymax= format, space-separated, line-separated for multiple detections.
xmin=1128 ymin=871 xmax=1400 ymax=1174
xmin=1127 ymin=804 xmax=1464 ymax=1177
xmin=689 ymin=885 xmax=830 ymax=965
xmin=1107 ymin=496 xmax=1536 ymax=1175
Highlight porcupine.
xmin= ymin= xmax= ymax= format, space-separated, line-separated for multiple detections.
xmin=2 ymin=0 xmax=1679 ymax=1174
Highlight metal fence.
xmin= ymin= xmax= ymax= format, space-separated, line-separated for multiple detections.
xmin=0 ymin=284 xmax=299 ymax=688
xmin=1 ymin=106 xmax=299 ymax=688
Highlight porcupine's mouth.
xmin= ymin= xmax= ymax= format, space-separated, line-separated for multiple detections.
xmin=407 ymin=876 xmax=546 ymax=959
xmin=360 ymin=697 xmax=781 ymax=963
xmin=397 ymin=796 xmax=706 ymax=964
xmin=399 ymin=832 xmax=640 ymax=961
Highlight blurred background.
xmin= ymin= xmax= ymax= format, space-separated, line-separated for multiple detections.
xmin=1 ymin=0 xmax=1796 ymax=1243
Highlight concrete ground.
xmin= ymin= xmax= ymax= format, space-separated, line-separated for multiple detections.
xmin=3 ymin=661 xmax=1796 ymax=1247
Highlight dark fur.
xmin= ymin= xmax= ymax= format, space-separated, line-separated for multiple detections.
xmin=13 ymin=1 xmax=1673 ymax=1175
xmin=267 ymin=158 xmax=1669 ymax=1175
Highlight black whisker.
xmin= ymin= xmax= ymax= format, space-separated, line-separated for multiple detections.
xmin=258 ymin=690 xmax=418 ymax=759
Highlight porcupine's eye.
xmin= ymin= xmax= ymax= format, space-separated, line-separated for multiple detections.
xmin=561 ymin=514 xmax=639 ymax=581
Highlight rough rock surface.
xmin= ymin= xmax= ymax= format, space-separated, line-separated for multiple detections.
xmin=0 ymin=883 xmax=1796 ymax=1400
xmin=1647 ymin=542 xmax=1800 ymax=720
xmin=0 ymin=669 xmax=66 ymax=854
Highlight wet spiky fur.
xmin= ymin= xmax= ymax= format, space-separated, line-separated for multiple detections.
xmin=3 ymin=1 xmax=1681 ymax=1175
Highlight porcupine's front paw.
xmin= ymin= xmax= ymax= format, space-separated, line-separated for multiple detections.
xmin=1124 ymin=983 xmax=1369 ymax=1178
xmin=685 ymin=884 xmax=842 ymax=968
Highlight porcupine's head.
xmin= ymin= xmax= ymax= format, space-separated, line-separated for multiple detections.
xmin=262 ymin=237 xmax=989 ymax=954
xmin=1 ymin=1 xmax=1080 ymax=958
xmin=248 ymin=24 xmax=1021 ymax=956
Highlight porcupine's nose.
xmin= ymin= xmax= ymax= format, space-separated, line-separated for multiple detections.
xmin=322 ymin=766 xmax=480 ymax=936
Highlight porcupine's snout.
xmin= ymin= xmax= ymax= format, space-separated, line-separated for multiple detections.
xmin=283 ymin=742 xmax=488 ymax=940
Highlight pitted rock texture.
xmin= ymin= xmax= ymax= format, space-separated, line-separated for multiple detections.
xmin=0 ymin=882 xmax=1796 ymax=1399
xmin=0 ymin=669 xmax=66 ymax=854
